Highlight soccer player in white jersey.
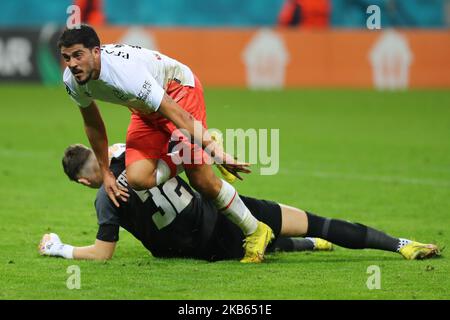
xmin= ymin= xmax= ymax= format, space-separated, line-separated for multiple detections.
xmin=58 ymin=24 xmax=272 ymax=263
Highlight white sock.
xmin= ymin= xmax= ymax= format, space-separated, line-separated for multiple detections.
xmin=213 ymin=179 xmax=258 ymax=235
xmin=397 ymin=238 xmax=412 ymax=251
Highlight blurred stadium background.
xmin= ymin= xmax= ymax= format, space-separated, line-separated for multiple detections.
xmin=1 ymin=0 xmax=449 ymax=89
xmin=1 ymin=1 xmax=449 ymax=300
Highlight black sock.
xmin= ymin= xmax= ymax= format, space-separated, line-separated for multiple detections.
xmin=305 ymin=212 xmax=400 ymax=252
xmin=269 ymin=237 xmax=315 ymax=252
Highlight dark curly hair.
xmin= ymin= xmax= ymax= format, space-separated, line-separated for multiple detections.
xmin=57 ymin=24 xmax=100 ymax=49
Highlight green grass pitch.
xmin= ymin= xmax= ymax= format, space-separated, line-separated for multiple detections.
xmin=0 ymin=85 xmax=449 ymax=299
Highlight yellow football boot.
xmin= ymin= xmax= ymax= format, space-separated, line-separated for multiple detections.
xmin=313 ymin=238 xmax=334 ymax=251
xmin=240 ymin=221 xmax=274 ymax=263
xmin=399 ymin=241 xmax=440 ymax=260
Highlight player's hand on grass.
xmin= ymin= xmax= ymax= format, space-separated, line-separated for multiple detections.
xmin=38 ymin=233 xmax=62 ymax=256
xmin=103 ymin=170 xmax=129 ymax=207
xmin=38 ymin=233 xmax=74 ymax=259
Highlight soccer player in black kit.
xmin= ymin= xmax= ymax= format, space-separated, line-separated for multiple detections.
xmin=38 ymin=144 xmax=439 ymax=262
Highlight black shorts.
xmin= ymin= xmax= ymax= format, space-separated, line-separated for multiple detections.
xmin=199 ymin=195 xmax=282 ymax=261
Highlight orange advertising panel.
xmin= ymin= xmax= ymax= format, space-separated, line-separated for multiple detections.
xmin=95 ymin=27 xmax=450 ymax=89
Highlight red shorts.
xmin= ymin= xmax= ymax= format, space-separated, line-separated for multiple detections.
xmin=125 ymin=75 xmax=209 ymax=167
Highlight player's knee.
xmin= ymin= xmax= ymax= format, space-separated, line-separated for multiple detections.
xmin=127 ymin=171 xmax=156 ymax=190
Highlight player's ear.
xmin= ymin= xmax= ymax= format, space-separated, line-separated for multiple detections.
xmin=77 ymin=178 xmax=91 ymax=187
xmin=92 ymin=46 xmax=101 ymax=56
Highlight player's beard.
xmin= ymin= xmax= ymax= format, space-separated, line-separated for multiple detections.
xmin=74 ymin=70 xmax=93 ymax=85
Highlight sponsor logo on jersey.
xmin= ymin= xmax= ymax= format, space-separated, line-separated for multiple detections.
xmin=137 ymin=80 xmax=152 ymax=102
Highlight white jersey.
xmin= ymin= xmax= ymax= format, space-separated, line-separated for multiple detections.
xmin=63 ymin=44 xmax=195 ymax=113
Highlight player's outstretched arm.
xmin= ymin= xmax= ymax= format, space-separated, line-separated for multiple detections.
xmin=79 ymin=102 xmax=123 ymax=207
xmin=72 ymin=239 xmax=116 ymax=260
xmin=39 ymin=233 xmax=116 ymax=260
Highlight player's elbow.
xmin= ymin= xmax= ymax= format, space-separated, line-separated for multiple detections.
xmin=92 ymin=246 xmax=115 ymax=260
xmin=93 ymin=251 xmax=114 ymax=261
xmin=73 ymin=247 xmax=114 ymax=260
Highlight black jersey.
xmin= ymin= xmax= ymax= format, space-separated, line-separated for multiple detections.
xmin=95 ymin=153 xmax=217 ymax=258
xmin=95 ymin=153 xmax=282 ymax=261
